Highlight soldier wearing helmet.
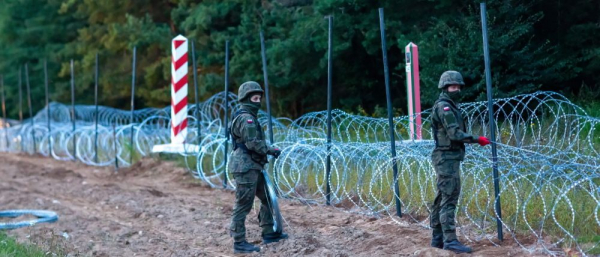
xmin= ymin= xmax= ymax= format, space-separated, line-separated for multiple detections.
xmin=429 ymin=71 xmax=490 ymax=254
xmin=228 ymin=81 xmax=286 ymax=253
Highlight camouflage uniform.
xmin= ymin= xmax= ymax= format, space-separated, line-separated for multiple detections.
xmin=229 ymin=81 xmax=279 ymax=244
xmin=430 ymin=71 xmax=480 ymax=245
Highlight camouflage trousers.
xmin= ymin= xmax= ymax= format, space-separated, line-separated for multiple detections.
xmin=430 ymin=159 xmax=462 ymax=242
xmin=230 ymin=169 xmax=274 ymax=242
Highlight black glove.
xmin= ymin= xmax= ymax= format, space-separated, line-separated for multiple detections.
xmin=268 ymin=147 xmax=282 ymax=158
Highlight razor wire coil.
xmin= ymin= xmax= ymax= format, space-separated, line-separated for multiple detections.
xmin=0 ymin=91 xmax=598 ymax=256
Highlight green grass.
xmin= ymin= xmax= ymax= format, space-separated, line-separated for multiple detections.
xmin=577 ymin=235 xmax=600 ymax=254
xmin=0 ymin=232 xmax=46 ymax=257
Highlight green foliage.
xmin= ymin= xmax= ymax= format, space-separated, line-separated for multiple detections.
xmin=0 ymin=0 xmax=598 ymax=119
xmin=0 ymin=0 xmax=84 ymax=119
xmin=0 ymin=232 xmax=46 ymax=257
xmin=413 ymin=0 xmax=559 ymax=106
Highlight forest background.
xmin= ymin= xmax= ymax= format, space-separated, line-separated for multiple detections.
xmin=0 ymin=0 xmax=598 ymax=119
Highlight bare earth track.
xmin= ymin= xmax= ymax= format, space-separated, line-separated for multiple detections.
xmin=0 ymin=153 xmax=552 ymax=256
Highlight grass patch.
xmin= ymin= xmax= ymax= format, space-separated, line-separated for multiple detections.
xmin=0 ymin=232 xmax=46 ymax=257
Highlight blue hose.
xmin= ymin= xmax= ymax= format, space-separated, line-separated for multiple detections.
xmin=0 ymin=210 xmax=58 ymax=230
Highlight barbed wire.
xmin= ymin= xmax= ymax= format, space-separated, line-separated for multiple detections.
xmin=0 ymin=91 xmax=598 ymax=255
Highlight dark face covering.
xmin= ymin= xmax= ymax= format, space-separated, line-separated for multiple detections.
xmin=446 ymin=90 xmax=462 ymax=102
xmin=241 ymin=94 xmax=262 ymax=116
xmin=443 ymin=86 xmax=462 ymax=103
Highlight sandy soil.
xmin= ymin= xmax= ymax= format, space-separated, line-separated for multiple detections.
xmin=0 ymin=153 xmax=555 ymax=256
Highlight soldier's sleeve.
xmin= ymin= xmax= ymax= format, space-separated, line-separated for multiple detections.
xmin=239 ymin=114 xmax=269 ymax=155
xmin=437 ymin=103 xmax=477 ymax=143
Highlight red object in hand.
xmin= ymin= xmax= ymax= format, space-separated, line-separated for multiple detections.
xmin=270 ymin=148 xmax=282 ymax=158
xmin=478 ymin=136 xmax=491 ymax=146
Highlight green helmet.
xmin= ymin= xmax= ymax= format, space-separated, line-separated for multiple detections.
xmin=438 ymin=71 xmax=465 ymax=89
xmin=237 ymin=81 xmax=264 ymax=101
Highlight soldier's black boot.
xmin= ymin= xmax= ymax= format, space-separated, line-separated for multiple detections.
xmin=443 ymin=240 xmax=472 ymax=254
xmin=431 ymin=234 xmax=444 ymax=249
xmin=234 ymin=240 xmax=260 ymax=253
xmin=262 ymin=232 xmax=288 ymax=244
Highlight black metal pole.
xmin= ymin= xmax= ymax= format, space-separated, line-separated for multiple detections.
xmin=191 ymin=42 xmax=201 ymax=146
xmin=378 ymin=8 xmax=402 ymax=217
xmin=0 ymin=75 xmax=8 ymax=150
xmin=18 ymin=67 xmax=23 ymax=152
xmin=130 ymin=47 xmax=137 ymax=165
xmin=223 ymin=40 xmax=230 ymax=188
xmin=260 ymin=31 xmax=278 ymax=193
xmin=113 ymin=123 xmax=119 ymax=171
xmin=326 ymin=15 xmax=333 ymax=206
xmin=70 ymin=60 xmax=77 ymax=160
xmin=480 ymin=2 xmax=503 ymax=241
xmin=260 ymin=31 xmax=274 ymax=144
xmin=94 ymin=53 xmax=99 ymax=163
xmin=44 ymin=59 xmax=52 ymax=156
xmin=25 ymin=63 xmax=36 ymax=154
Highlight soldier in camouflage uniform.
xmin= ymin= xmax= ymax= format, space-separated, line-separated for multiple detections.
xmin=228 ymin=81 xmax=287 ymax=254
xmin=430 ymin=71 xmax=490 ymax=254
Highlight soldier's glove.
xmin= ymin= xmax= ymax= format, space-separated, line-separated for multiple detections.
xmin=478 ymin=136 xmax=491 ymax=146
xmin=268 ymin=148 xmax=282 ymax=159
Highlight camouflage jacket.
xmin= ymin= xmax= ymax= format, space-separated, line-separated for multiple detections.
xmin=228 ymin=108 xmax=270 ymax=173
xmin=431 ymin=92 xmax=478 ymax=161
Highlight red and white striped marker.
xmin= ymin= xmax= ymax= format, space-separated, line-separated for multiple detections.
xmin=405 ymin=42 xmax=422 ymax=140
xmin=171 ymin=35 xmax=188 ymax=144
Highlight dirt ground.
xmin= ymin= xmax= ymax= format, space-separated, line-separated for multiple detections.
xmin=0 ymin=153 xmax=557 ymax=256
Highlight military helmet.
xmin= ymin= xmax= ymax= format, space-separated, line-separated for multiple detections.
xmin=438 ymin=71 xmax=465 ymax=89
xmin=237 ymin=81 xmax=264 ymax=101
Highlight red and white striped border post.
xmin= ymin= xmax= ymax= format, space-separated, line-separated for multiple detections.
xmin=405 ymin=42 xmax=422 ymax=140
xmin=171 ymin=35 xmax=188 ymax=144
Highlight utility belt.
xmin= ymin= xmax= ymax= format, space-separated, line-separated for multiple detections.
xmin=234 ymin=142 xmax=268 ymax=165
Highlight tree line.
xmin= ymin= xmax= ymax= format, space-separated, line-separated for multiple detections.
xmin=0 ymin=0 xmax=598 ymax=119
